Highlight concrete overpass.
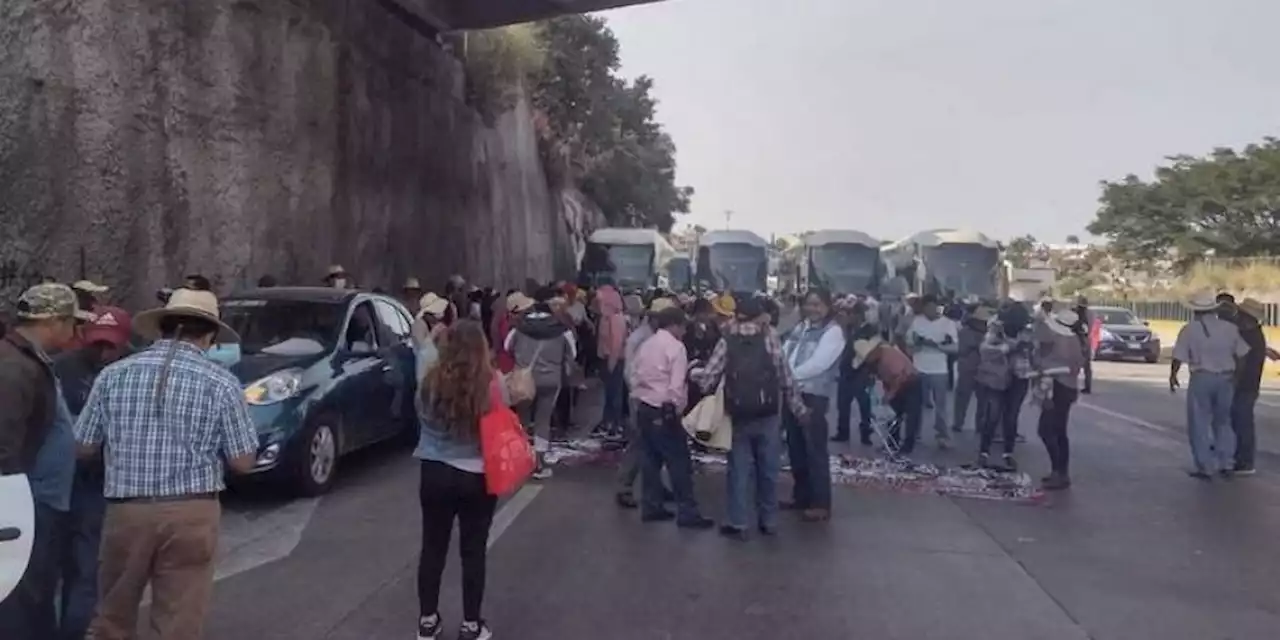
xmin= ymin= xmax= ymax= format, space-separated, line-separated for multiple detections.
xmin=401 ymin=0 xmax=667 ymax=31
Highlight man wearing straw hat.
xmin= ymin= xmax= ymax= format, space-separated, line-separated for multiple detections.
xmin=73 ymin=288 xmax=258 ymax=640
xmin=1215 ymin=293 xmax=1280 ymax=475
xmin=1170 ymin=291 xmax=1251 ymax=480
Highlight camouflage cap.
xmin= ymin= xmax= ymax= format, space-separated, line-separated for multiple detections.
xmin=15 ymin=283 xmax=96 ymax=321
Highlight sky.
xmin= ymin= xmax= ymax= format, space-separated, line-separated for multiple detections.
xmin=599 ymin=0 xmax=1280 ymax=244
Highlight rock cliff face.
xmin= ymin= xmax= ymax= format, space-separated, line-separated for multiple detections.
xmin=0 ymin=0 xmax=596 ymax=311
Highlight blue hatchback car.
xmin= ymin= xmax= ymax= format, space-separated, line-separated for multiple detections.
xmin=217 ymin=287 xmax=420 ymax=495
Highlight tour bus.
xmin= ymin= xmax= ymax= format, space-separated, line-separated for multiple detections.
xmin=797 ymin=229 xmax=887 ymax=296
xmin=666 ymin=254 xmax=693 ymax=292
xmin=694 ymin=230 xmax=769 ymax=293
xmin=882 ymin=229 xmax=1001 ymax=299
xmin=577 ymin=228 xmax=675 ymax=291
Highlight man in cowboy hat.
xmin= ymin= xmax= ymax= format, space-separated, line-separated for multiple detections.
xmin=70 ymin=280 xmax=110 ymax=315
xmin=402 ymin=277 xmax=423 ymax=317
xmin=324 ymin=265 xmax=352 ymax=289
xmin=73 ymin=288 xmax=258 ymax=640
xmin=1171 ymin=291 xmax=1250 ymax=480
xmin=0 ymin=283 xmax=93 ymax=638
xmin=1215 ymin=293 xmax=1280 ymax=475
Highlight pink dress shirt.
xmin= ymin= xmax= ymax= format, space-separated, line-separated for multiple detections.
xmin=627 ymin=329 xmax=689 ymax=412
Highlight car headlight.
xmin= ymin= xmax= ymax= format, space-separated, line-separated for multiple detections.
xmin=244 ymin=370 xmax=303 ymax=406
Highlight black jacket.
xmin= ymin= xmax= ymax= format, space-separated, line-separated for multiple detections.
xmin=0 ymin=332 xmax=58 ymax=475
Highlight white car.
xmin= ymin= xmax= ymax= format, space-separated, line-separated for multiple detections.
xmin=0 ymin=472 xmax=34 ymax=603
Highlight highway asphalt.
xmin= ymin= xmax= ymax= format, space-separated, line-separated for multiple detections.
xmin=187 ymin=360 xmax=1280 ymax=640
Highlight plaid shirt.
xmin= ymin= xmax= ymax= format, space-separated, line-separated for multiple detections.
xmin=692 ymin=321 xmax=809 ymax=417
xmin=74 ymin=340 xmax=258 ymax=498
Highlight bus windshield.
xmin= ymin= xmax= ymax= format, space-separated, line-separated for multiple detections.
xmin=579 ymin=243 xmax=655 ymax=289
xmin=699 ymin=243 xmax=766 ymax=292
xmin=920 ymin=244 xmax=1000 ymax=299
xmin=808 ymin=244 xmax=882 ymax=295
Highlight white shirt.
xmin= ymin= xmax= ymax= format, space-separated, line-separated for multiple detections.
xmin=907 ymin=315 xmax=958 ymax=375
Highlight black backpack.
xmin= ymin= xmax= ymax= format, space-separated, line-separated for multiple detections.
xmin=722 ymin=333 xmax=781 ymax=420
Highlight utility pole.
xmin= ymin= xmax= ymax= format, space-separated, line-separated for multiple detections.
xmin=724 ymin=209 xmax=734 ymax=229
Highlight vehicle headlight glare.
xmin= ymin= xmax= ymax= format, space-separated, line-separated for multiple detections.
xmin=244 ymin=370 xmax=303 ymax=406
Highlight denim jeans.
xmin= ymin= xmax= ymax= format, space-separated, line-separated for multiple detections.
xmin=725 ymin=414 xmax=782 ymax=530
xmin=1186 ymin=371 xmax=1236 ymax=473
xmin=919 ymin=373 xmax=951 ymax=442
xmin=637 ymin=402 xmax=702 ymax=523
xmin=1037 ymin=382 xmax=1079 ymax=475
xmin=59 ymin=471 xmax=107 ymax=640
xmin=601 ymin=361 xmax=627 ymax=427
xmin=784 ymin=394 xmax=832 ymax=511
xmin=834 ymin=370 xmax=872 ymax=440
xmin=1231 ymin=389 xmax=1258 ymax=469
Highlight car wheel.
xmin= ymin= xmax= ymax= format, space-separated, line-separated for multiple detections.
xmin=293 ymin=417 xmax=340 ymax=496
xmin=1144 ymin=353 xmax=1160 ymax=364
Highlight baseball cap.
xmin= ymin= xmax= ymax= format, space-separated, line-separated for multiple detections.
xmin=735 ymin=297 xmax=766 ymax=320
xmin=71 ymin=280 xmax=110 ymax=294
xmin=15 ymin=283 xmax=95 ymax=322
xmin=81 ymin=306 xmax=133 ymax=348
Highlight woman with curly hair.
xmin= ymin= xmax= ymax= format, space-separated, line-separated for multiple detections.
xmin=413 ymin=320 xmax=502 ymax=640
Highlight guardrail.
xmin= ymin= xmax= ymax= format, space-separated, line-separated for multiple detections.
xmin=1092 ymin=299 xmax=1280 ymax=327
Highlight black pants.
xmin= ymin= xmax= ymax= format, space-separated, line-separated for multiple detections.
xmin=1231 ymin=389 xmax=1259 ymax=468
xmin=976 ymin=384 xmax=1018 ymax=455
xmin=1037 ymin=382 xmax=1079 ymax=475
xmin=0 ymin=502 xmax=62 ymax=640
xmin=637 ymin=402 xmax=702 ymax=522
xmin=835 ymin=370 xmax=872 ymax=440
xmin=417 ymin=460 xmax=498 ymax=622
xmin=886 ymin=376 xmax=924 ymax=451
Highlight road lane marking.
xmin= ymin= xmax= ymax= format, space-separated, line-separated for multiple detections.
xmin=488 ymin=484 xmax=542 ymax=550
xmin=1076 ymin=401 xmax=1169 ymax=434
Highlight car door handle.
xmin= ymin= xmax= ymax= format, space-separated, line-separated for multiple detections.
xmin=0 ymin=527 xmax=21 ymax=542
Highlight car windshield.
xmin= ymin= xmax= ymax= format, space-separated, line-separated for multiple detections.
xmin=221 ymin=299 xmax=347 ymax=354
xmin=1095 ymin=309 xmax=1140 ymax=325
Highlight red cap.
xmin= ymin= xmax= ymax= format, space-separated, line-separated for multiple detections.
xmin=81 ymin=306 xmax=133 ymax=348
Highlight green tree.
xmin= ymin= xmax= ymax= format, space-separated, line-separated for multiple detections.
xmin=1065 ymin=234 xmax=1081 ymax=245
xmin=531 ymin=16 xmax=692 ymax=231
xmin=1005 ymin=234 xmax=1037 ymax=268
xmin=1088 ymin=138 xmax=1280 ymax=265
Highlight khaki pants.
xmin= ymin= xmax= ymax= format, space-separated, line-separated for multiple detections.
xmin=87 ymin=498 xmax=220 ymax=640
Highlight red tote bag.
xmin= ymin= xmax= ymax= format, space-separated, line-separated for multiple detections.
xmin=479 ymin=376 xmax=536 ymax=496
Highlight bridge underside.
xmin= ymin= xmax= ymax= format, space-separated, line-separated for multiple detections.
xmin=405 ymin=0 xmax=664 ymax=30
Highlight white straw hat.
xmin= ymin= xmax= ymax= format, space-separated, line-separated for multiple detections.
xmin=1045 ymin=309 xmax=1079 ymax=337
xmin=133 ymin=288 xmax=239 ymax=343
xmin=1184 ymin=290 xmax=1221 ymax=312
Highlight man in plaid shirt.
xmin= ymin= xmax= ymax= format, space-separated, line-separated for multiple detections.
xmin=74 ymin=289 xmax=257 ymax=640
xmin=692 ymin=297 xmax=808 ymax=540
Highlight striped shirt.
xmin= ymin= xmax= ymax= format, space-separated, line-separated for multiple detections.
xmin=74 ymin=340 xmax=258 ymax=498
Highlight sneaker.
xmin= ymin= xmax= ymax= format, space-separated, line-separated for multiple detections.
xmin=718 ymin=524 xmax=749 ymax=541
xmin=1187 ymin=469 xmax=1213 ymax=481
xmin=418 ymin=613 xmax=442 ymax=640
xmin=615 ymin=492 xmax=638 ymax=509
xmin=1001 ymin=454 xmax=1018 ymax=472
xmin=977 ymin=452 xmax=991 ymax=468
xmin=1041 ymin=474 xmax=1072 ymax=491
xmin=531 ymin=464 xmax=553 ymax=480
xmin=1234 ymin=466 xmax=1257 ymax=476
xmin=757 ymin=523 xmax=777 ymax=536
xmin=458 ymin=620 xmax=492 ymax=640
xmin=677 ymin=515 xmax=716 ymax=529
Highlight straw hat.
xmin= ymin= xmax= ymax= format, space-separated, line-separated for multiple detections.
xmin=648 ymin=297 xmax=677 ymax=313
xmin=326 ymin=265 xmax=347 ymax=278
xmin=403 ymin=277 xmax=422 ymax=290
xmin=418 ymin=292 xmax=450 ymax=318
xmin=1184 ymin=290 xmax=1220 ymax=312
xmin=71 ymin=280 xmax=110 ymax=294
xmin=1239 ymin=297 xmax=1267 ymax=319
xmin=851 ymin=337 xmax=884 ymax=370
xmin=711 ymin=293 xmax=736 ymax=317
xmin=506 ymin=291 xmax=535 ymax=313
xmin=133 ymin=288 xmax=239 ymax=343
xmin=1045 ymin=309 xmax=1079 ymax=338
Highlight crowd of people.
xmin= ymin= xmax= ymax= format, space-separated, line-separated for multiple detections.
xmin=0 ymin=268 xmax=1274 ymax=640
